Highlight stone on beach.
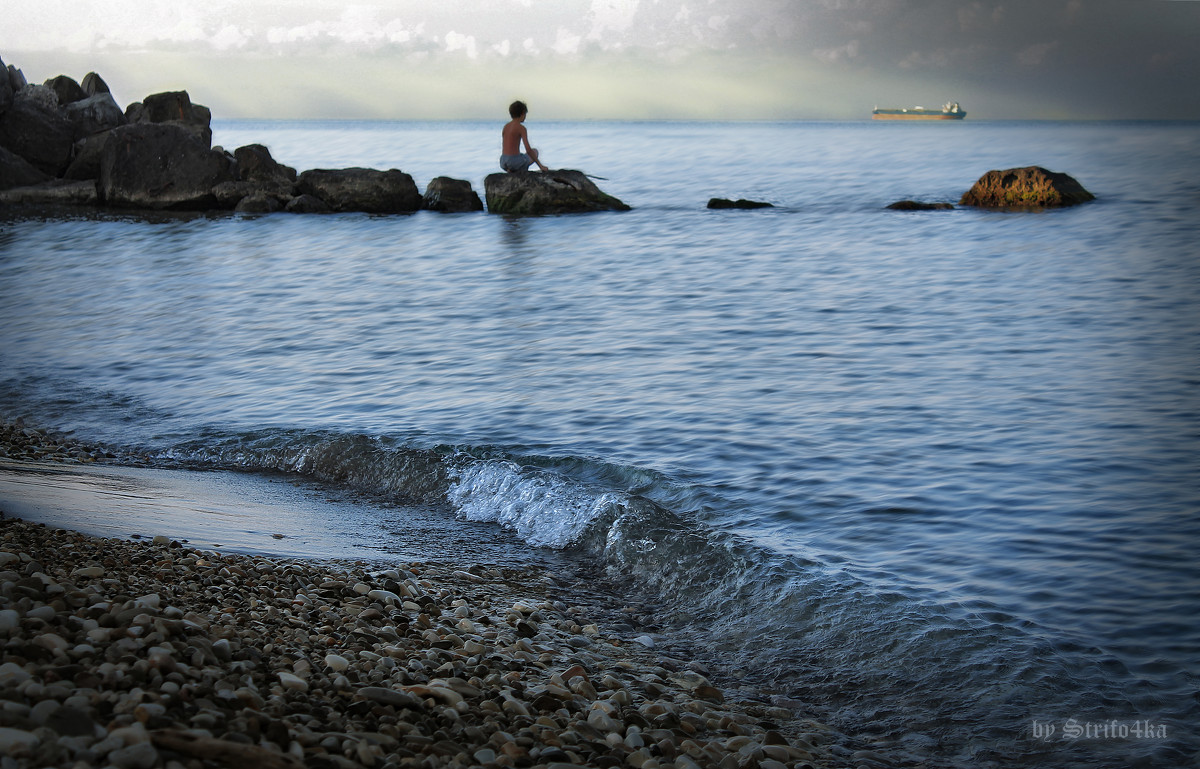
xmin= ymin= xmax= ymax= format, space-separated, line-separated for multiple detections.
xmin=959 ymin=165 xmax=1095 ymax=208
xmin=484 ymin=169 xmax=631 ymax=214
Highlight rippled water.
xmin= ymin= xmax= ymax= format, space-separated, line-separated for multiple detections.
xmin=2 ymin=120 xmax=1198 ymax=766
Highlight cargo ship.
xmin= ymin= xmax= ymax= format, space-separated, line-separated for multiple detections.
xmin=872 ymin=102 xmax=966 ymax=120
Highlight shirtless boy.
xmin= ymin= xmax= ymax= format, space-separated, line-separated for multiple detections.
xmin=500 ymin=100 xmax=549 ymax=173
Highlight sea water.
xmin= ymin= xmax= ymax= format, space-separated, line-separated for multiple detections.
xmin=1 ymin=120 xmax=1197 ymax=767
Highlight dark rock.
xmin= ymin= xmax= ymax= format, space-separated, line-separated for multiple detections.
xmin=707 ymin=197 xmax=773 ymax=209
xmin=17 ymin=84 xmax=61 ymax=113
xmin=422 ymin=176 xmax=483 ymax=212
xmin=66 ymin=92 xmax=126 ymax=140
xmin=284 ymin=194 xmax=331 ymax=214
xmin=886 ymin=200 xmax=954 ymax=211
xmin=45 ymin=75 xmax=87 ymax=106
xmin=234 ymin=193 xmax=281 ymax=214
xmin=0 ymin=144 xmax=51 ymax=190
xmin=0 ymin=55 xmax=11 ymax=115
xmin=484 ymin=169 xmax=630 ymax=214
xmin=7 ymin=65 xmax=28 ymax=91
xmin=960 ymin=166 xmax=1094 ymax=208
xmin=233 ymin=144 xmax=296 ymax=185
xmin=0 ymin=179 xmax=97 ymax=206
xmin=129 ymin=91 xmax=213 ymax=147
xmin=81 ymin=72 xmax=111 ymax=96
xmin=0 ymin=97 xmax=75 ymax=176
xmin=44 ymin=705 xmax=94 ymax=737
xmin=64 ymin=130 xmax=116 ymax=180
xmin=296 ymin=167 xmax=421 ymax=213
xmin=99 ymin=122 xmax=235 ymax=210
xmin=356 ymin=686 xmax=423 ymax=710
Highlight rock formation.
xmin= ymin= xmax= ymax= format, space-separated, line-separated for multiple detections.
xmin=422 ymin=176 xmax=484 ymax=213
xmin=959 ymin=166 xmax=1094 ymax=208
xmin=296 ymin=168 xmax=421 ymax=214
xmin=99 ymin=123 xmax=234 ymax=210
xmin=707 ymin=198 xmax=773 ymax=209
xmin=484 ymin=170 xmax=629 ymax=214
xmin=886 ymin=200 xmax=954 ymax=211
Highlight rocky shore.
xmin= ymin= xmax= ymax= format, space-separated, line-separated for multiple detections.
xmin=0 ymin=516 xmax=846 ymax=769
xmin=0 ymin=419 xmax=889 ymax=769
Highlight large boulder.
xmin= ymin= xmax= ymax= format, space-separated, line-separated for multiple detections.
xmin=484 ymin=170 xmax=629 ymax=214
xmin=81 ymin=72 xmax=111 ymax=96
xmin=960 ymin=166 xmax=1094 ymax=208
xmin=296 ymin=168 xmax=421 ymax=213
xmin=66 ymin=92 xmax=126 ymax=140
xmin=126 ymin=90 xmax=212 ymax=147
xmin=0 ymin=97 xmax=75 ymax=176
xmin=0 ymin=144 xmax=51 ymax=190
xmin=99 ymin=122 xmax=235 ymax=210
xmin=422 ymin=177 xmax=483 ymax=213
xmin=234 ymin=144 xmax=296 ymax=186
xmin=45 ymin=75 xmax=87 ymax=106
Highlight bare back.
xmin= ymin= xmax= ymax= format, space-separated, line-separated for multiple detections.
xmin=502 ymin=119 xmax=527 ymax=155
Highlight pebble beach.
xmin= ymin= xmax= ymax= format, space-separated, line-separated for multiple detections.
xmin=0 ymin=424 xmax=864 ymax=769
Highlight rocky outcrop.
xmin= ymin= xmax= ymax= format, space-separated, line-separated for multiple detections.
xmin=285 ymin=194 xmax=331 ymax=214
xmin=960 ymin=166 xmax=1094 ymax=208
xmin=422 ymin=176 xmax=483 ymax=212
xmin=99 ymin=123 xmax=235 ymax=210
xmin=297 ymin=168 xmax=421 ymax=213
xmin=707 ymin=197 xmax=773 ymax=209
xmin=886 ymin=200 xmax=954 ymax=211
xmin=484 ymin=170 xmax=629 ymax=214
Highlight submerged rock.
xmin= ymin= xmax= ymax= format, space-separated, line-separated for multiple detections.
xmin=886 ymin=200 xmax=954 ymax=211
xmin=960 ymin=166 xmax=1094 ymax=208
xmin=422 ymin=176 xmax=483 ymax=212
xmin=484 ymin=169 xmax=630 ymax=214
xmin=297 ymin=167 xmax=421 ymax=213
xmin=707 ymin=197 xmax=774 ymax=209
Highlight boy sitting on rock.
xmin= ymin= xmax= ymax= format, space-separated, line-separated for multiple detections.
xmin=500 ymin=100 xmax=550 ymax=173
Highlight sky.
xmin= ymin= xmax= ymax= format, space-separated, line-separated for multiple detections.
xmin=2 ymin=0 xmax=1198 ymax=121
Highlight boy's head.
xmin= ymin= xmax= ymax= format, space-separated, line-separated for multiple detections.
xmin=509 ymin=100 xmax=528 ymax=119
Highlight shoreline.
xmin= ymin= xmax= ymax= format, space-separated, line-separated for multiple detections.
xmin=0 ymin=422 xmax=864 ymax=768
xmin=0 ymin=514 xmax=846 ymax=769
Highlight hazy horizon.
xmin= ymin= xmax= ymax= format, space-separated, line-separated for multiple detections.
xmin=4 ymin=1 xmax=1199 ymax=121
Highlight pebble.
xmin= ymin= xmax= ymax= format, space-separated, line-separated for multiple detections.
xmin=0 ymin=513 xmax=861 ymax=769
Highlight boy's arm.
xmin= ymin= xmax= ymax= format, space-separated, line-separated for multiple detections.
xmin=519 ymin=125 xmax=533 ymax=153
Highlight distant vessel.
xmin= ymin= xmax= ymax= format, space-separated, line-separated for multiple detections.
xmin=872 ymin=102 xmax=966 ymax=120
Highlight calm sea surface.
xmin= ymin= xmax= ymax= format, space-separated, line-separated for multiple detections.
xmin=2 ymin=121 xmax=1198 ymax=766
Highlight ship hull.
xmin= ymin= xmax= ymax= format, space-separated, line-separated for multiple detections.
xmin=872 ymin=110 xmax=966 ymax=120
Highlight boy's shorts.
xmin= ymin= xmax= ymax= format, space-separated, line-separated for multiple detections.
xmin=499 ymin=153 xmax=533 ymax=172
